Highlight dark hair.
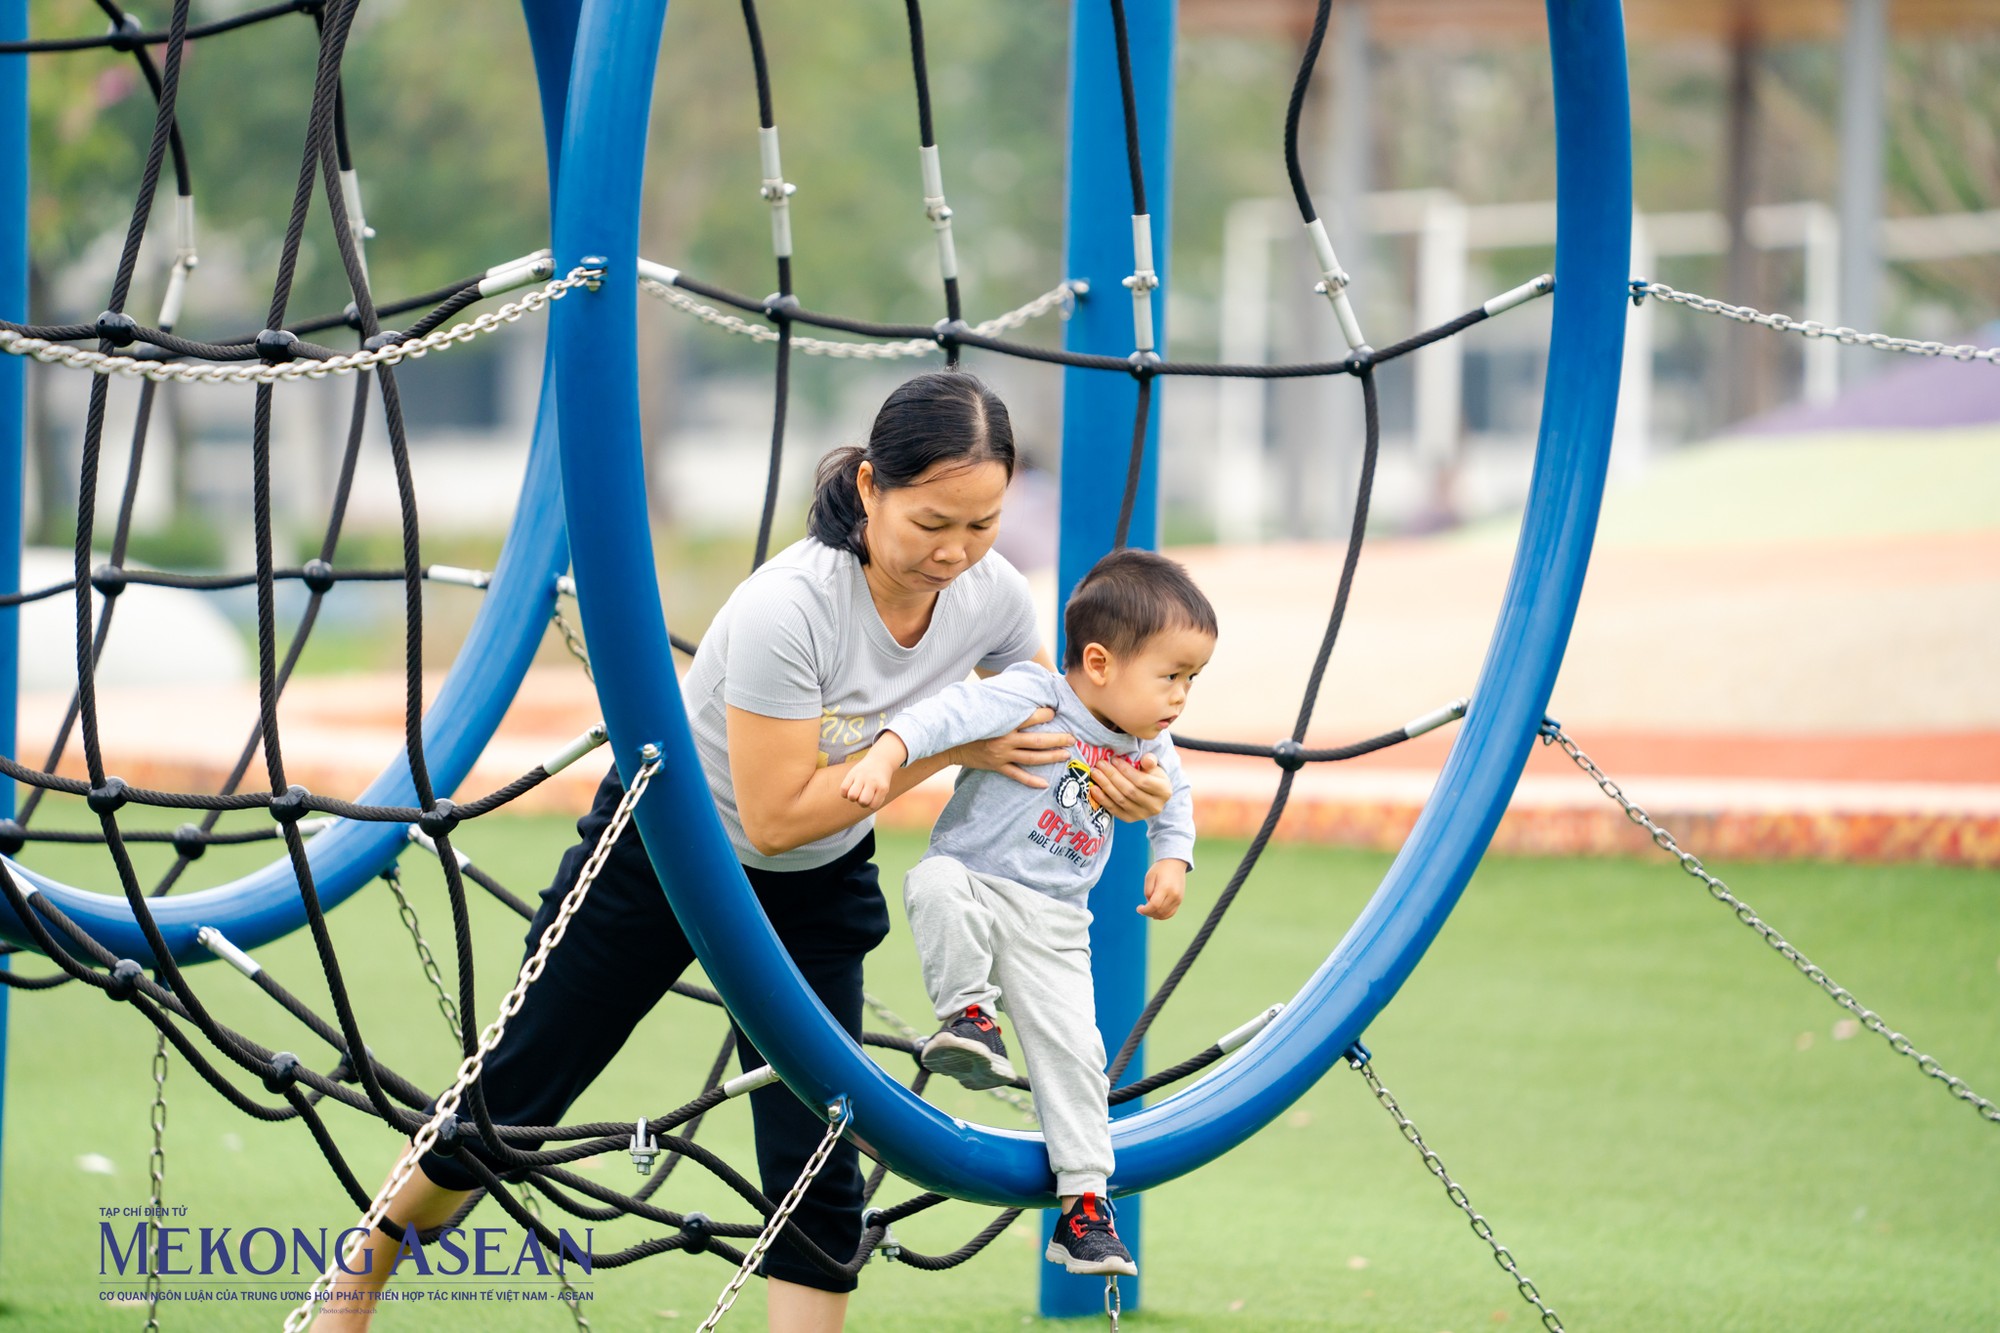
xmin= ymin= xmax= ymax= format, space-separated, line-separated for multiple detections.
xmin=807 ymin=370 xmax=1016 ymax=564
xmin=1062 ymin=549 xmax=1219 ymax=670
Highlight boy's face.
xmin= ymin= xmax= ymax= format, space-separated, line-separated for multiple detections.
xmin=1079 ymin=624 xmax=1216 ymax=740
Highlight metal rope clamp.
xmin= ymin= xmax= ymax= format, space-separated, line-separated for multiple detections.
xmin=629 ymin=1118 xmax=661 ymax=1175
xmin=861 ymin=1208 xmax=902 ymax=1263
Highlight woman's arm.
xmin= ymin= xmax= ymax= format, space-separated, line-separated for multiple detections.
xmin=728 ymin=709 xmax=949 ymax=856
xmin=727 ymin=704 xmax=1075 ymax=856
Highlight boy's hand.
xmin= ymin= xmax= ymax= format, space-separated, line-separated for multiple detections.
xmin=839 ymin=733 xmax=909 ymax=811
xmin=1138 ymin=859 xmax=1187 ymax=920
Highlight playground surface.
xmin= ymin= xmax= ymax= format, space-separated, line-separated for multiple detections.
xmin=5 ymin=820 xmax=1994 ymax=1330
xmin=28 ymin=426 xmax=1999 ymax=867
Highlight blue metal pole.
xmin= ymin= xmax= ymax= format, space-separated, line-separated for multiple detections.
xmin=0 ymin=0 xmax=27 ymax=1270
xmin=1043 ymin=0 xmax=1175 ymax=1317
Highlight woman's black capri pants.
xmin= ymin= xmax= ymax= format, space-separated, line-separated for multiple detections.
xmin=417 ymin=766 xmax=891 ymax=1293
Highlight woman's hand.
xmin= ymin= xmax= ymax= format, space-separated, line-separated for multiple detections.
xmin=1088 ymin=752 xmax=1171 ymax=821
xmin=947 ymin=707 xmax=1072 ymax=788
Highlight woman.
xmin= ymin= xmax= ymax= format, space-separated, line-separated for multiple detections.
xmin=320 ymin=370 xmax=1170 ymax=1332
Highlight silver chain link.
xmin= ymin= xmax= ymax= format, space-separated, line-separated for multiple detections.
xmin=1540 ymin=722 xmax=2000 ymax=1125
xmin=550 ymin=604 xmax=594 ymax=682
xmin=383 ymin=866 xmax=464 ymax=1044
xmin=284 ymin=749 xmax=664 ymax=1333
xmin=642 ymin=279 xmax=1079 ymax=360
xmin=517 ymin=1183 xmax=592 ymax=1330
xmin=862 ymin=990 xmax=1036 ymax=1121
xmin=143 ymin=1030 xmax=169 ymax=1333
xmin=3 ymin=267 xmax=602 ymax=387
xmin=695 ymin=1100 xmax=854 ymax=1333
xmin=1350 ymin=1053 xmax=1565 ymax=1332
xmin=1103 ymin=1275 xmax=1121 ymax=1332
xmin=1632 ymin=280 xmax=2000 ymax=364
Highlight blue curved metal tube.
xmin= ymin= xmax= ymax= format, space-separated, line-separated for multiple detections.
xmin=0 ymin=0 xmax=585 ymax=969
xmin=557 ymin=0 xmax=1629 ymax=1205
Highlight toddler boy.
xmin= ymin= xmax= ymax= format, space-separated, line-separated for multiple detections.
xmin=841 ymin=548 xmax=1216 ymax=1276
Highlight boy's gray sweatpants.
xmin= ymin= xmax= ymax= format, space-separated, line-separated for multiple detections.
xmin=903 ymin=855 xmax=1112 ymax=1199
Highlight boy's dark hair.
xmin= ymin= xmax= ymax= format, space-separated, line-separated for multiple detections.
xmin=1062 ymin=549 xmax=1218 ymax=670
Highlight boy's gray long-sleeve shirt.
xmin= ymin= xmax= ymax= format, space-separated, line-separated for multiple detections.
xmin=886 ymin=661 xmax=1195 ymax=908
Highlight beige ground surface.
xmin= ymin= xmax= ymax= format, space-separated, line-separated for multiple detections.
xmin=18 ymin=427 xmax=1999 ymax=863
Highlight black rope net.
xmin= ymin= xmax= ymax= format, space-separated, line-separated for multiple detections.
xmin=0 ymin=0 xmax=1552 ymax=1313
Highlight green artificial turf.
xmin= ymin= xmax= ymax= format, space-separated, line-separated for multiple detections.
xmin=0 ymin=816 xmax=1993 ymax=1330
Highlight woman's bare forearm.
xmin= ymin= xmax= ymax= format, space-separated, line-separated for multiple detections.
xmin=746 ymin=751 xmax=954 ymax=855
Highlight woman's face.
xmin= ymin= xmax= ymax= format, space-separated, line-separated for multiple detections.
xmin=859 ymin=457 xmax=1010 ymax=598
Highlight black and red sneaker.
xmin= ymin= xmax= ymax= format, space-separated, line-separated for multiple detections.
xmin=920 ymin=1004 xmax=1017 ymax=1090
xmin=1045 ymin=1193 xmax=1137 ymax=1276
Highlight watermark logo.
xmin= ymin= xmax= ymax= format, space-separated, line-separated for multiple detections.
xmin=96 ymin=1205 xmax=594 ymax=1306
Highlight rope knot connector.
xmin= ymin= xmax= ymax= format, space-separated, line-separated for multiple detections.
xmin=94 ymin=309 xmax=139 ymax=348
xmin=87 ymin=776 xmax=130 ymax=815
xmin=0 ymin=818 xmax=24 ymax=856
xmin=360 ymin=330 xmax=402 ymax=353
xmin=269 ymin=784 xmax=312 ymax=824
xmin=300 ymin=559 xmax=336 ymax=594
xmin=90 ymin=563 xmax=128 ymax=598
xmin=171 ymin=823 xmax=208 ymax=860
xmin=432 ymin=1112 xmax=464 ymax=1157
xmin=932 ymin=317 xmax=969 ymax=346
xmin=105 ymin=14 xmax=146 ymax=52
xmin=417 ymin=799 xmax=460 ymax=840
xmin=254 ymin=328 xmax=300 ymax=365
xmin=263 ymin=1052 xmax=302 ymax=1095
xmin=1270 ymin=739 xmax=1305 ymax=773
xmin=1126 ymin=349 xmax=1162 ymax=376
xmin=106 ymin=958 xmax=145 ymax=1002
xmin=761 ymin=292 xmax=801 ymax=320
xmin=680 ymin=1212 xmax=715 ymax=1254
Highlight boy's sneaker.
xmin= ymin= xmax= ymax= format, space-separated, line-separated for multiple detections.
xmin=920 ymin=1005 xmax=1016 ymax=1090
xmin=1045 ymin=1194 xmax=1137 ymax=1276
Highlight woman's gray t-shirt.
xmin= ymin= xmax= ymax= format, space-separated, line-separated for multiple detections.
xmin=683 ymin=537 xmax=1042 ymax=871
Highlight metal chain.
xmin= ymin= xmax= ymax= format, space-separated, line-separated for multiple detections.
xmin=1632 ymin=280 xmax=2000 ymax=364
xmin=1 ymin=267 xmax=603 ymax=386
xmin=284 ymin=749 xmax=664 ymax=1333
xmin=142 ymin=1030 xmax=168 ymax=1332
xmin=550 ymin=605 xmax=594 ymax=682
xmin=695 ymin=1099 xmax=854 ymax=1333
xmin=1349 ymin=1053 xmax=1565 ymax=1332
xmin=517 ymin=1184 xmax=592 ymax=1330
xmin=642 ymin=278 xmax=1080 ymax=360
xmin=1103 ymin=1275 xmax=1121 ymax=1332
xmin=1540 ymin=721 xmax=2000 ymax=1125
xmin=383 ymin=865 xmax=463 ymax=1044
xmin=862 ymin=990 xmax=1036 ymax=1121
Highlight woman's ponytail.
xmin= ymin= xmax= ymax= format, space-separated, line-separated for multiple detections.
xmin=807 ymin=445 xmax=871 ymax=560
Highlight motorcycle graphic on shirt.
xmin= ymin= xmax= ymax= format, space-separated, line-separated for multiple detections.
xmin=1054 ymin=759 xmax=1113 ymax=835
